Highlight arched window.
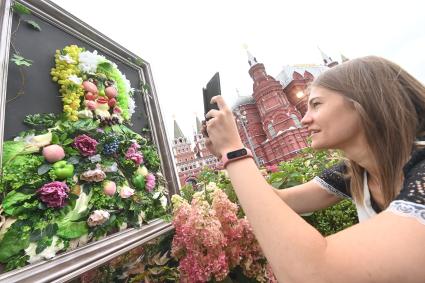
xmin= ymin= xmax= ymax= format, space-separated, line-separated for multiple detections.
xmin=290 ymin=114 xmax=302 ymax=128
xmin=268 ymin=122 xmax=276 ymax=137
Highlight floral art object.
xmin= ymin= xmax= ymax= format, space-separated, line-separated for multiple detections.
xmin=0 ymin=45 xmax=169 ymax=272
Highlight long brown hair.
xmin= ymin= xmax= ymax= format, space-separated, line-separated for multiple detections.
xmin=312 ymin=56 xmax=425 ymax=207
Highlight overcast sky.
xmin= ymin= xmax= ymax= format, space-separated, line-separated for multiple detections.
xmin=51 ymin=0 xmax=425 ymax=141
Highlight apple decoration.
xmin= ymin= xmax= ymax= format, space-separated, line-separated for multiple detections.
xmin=42 ymin=144 xmax=65 ymax=163
xmin=108 ymin=98 xmax=116 ymax=107
xmin=85 ymin=92 xmax=97 ymax=101
xmin=105 ymin=86 xmax=117 ymax=99
xmin=103 ymin=181 xmax=117 ymax=196
xmin=85 ymin=100 xmax=97 ymax=110
xmin=82 ymin=81 xmax=98 ymax=94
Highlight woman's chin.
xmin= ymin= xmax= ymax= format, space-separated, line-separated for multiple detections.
xmin=310 ymin=140 xmax=326 ymax=150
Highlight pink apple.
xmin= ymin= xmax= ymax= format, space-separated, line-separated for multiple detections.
xmin=42 ymin=144 xmax=65 ymax=163
xmin=85 ymin=100 xmax=97 ymax=110
xmin=85 ymin=92 xmax=97 ymax=101
xmin=105 ymin=86 xmax=117 ymax=99
xmin=82 ymin=81 xmax=98 ymax=94
xmin=108 ymin=98 xmax=116 ymax=107
xmin=103 ymin=181 xmax=117 ymax=196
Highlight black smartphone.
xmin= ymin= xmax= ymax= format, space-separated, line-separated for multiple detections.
xmin=203 ymin=72 xmax=221 ymax=118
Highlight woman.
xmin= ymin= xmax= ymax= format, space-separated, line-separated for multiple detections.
xmin=204 ymin=56 xmax=425 ymax=283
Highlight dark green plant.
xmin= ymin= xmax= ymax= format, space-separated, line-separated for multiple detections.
xmin=269 ymin=147 xmax=358 ymax=236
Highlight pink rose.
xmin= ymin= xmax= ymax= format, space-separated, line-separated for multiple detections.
xmin=119 ymin=186 xmax=135 ymax=198
xmin=73 ymin=134 xmax=98 ymax=157
xmin=37 ymin=181 xmax=69 ymax=208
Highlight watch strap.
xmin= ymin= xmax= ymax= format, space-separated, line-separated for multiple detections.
xmin=221 ymin=147 xmax=253 ymax=168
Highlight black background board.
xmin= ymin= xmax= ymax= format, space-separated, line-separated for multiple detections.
xmin=5 ymin=12 xmax=149 ymax=140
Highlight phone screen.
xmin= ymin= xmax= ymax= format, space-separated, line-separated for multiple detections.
xmin=203 ymin=72 xmax=221 ymax=117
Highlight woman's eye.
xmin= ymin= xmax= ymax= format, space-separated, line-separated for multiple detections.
xmin=312 ymin=102 xmax=321 ymax=108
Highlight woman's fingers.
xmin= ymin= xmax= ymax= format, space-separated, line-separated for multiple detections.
xmin=211 ymin=95 xmax=228 ymax=111
xmin=205 ymin=109 xmax=221 ymax=120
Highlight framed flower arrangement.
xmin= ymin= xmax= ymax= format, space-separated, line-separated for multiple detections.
xmin=0 ymin=0 xmax=178 ymax=280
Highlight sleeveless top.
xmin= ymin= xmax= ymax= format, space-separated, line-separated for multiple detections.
xmin=312 ymin=148 xmax=425 ymax=224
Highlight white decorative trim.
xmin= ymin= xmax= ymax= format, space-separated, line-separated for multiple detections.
xmin=386 ymin=200 xmax=425 ymax=225
xmin=312 ymin=177 xmax=351 ymax=199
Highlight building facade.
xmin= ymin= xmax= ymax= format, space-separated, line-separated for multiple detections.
xmin=171 ymin=117 xmax=220 ymax=186
xmin=172 ymin=49 xmax=344 ymax=185
xmin=232 ymin=49 xmax=340 ymax=166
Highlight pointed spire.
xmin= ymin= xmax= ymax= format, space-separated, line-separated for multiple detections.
xmin=195 ymin=116 xmax=202 ymax=134
xmin=246 ymin=50 xmax=258 ymax=67
xmin=341 ymin=54 xmax=349 ymax=62
xmin=173 ymin=119 xmax=184 ymax=139
xmin=243 ymin=44 xmax=258 ymax=67
xmin=317 ymin=46 xmax=333 ymax=65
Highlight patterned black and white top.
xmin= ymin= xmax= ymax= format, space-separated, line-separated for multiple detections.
xmin=312 ymin=148 xmax=425 ymax=224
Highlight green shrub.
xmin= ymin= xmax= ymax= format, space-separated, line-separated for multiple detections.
xmin=268 ymin=147 xmax=358 ymax=236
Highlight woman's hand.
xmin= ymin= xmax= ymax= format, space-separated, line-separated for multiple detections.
xmin=203 ymin=95 xmax=244 ymax=159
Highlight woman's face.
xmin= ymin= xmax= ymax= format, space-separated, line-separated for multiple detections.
xmin=301 ymin=86 xmax=365 ymax=151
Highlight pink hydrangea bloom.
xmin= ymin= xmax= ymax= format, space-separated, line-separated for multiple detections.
xmin=37 ymin=181 xmax=69 ymax=208
xmin=73 ymin=134 xmax=98 ymax=156
xmin=125 ymin=143 xmax=143 ymax=165
xmin=145 ymin=173 xmax=156 ymax=192
xmin=172 ymin=187 xmax=277 ymax=282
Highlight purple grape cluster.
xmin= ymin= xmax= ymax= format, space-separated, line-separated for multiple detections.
xmin=103 ymin=136 xmax=120 ymax=155
xmin=98 ymin=116 xmax=120 ymax=126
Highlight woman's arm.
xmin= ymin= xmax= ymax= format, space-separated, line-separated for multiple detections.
xmin=273 ymin=181 xmax=342 ymax=214
xmin=205 ymin=96 xmax=425 ymax=283
xmin=226 ymin=157 xmax=425 ymax=283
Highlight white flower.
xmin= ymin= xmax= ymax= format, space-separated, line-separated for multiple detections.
xmin=119 ymin=185 xmax=135 ymax=198
xmin=206 ymin=182 xmax=218 ymax=191
xmin=128 ymin=96 xmax=136 ymax=116
xmin=25 ymin=236 xmax=65 ymax=264
xmin=119 ymin=222 xmax=128 ymax=231
xmin=160 ymin=195 xmax=168 ymax=209
xmin=88 ymin=154 xmax=102 ymax=163
xmin=104 ymin=162 xmax=118 ymax=173
xmin=120 ymin=73 xmax=131 ymax=94
xmin=68 ymin=75 xmax=82 ymax=85
xmin=87 ymin=210 xmax=110 ymax=227
xmin=78 ymin=50 xmax=106 ymax=73
xmin=59 ymin=54 xmax=75 ymax=64
xmin=77 ymin=109 xmax=93 ymax=119
xmin=152 ymin=191 xmax=161 ymax=199
xmin=138 ymin=211 xmax=146 ymax=226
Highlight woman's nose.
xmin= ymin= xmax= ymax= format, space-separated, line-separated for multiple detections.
xmin=301 ymin=111 xmax=312 ymax=126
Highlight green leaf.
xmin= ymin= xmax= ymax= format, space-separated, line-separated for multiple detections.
xmin=37 ymin=164 xmax=52 ymax=175
xmin=0 ymin=227 xmax=30 ymax=262
xmin=57 ymin=221 xmax=88 ymax=239
xmin=67 ymin=156 xmax=80 ymax=165
xmin=25 ymin=20 xmax=41 ymax=31
xmin=11 ymin=54 xmax=33 ymax=67
xmin=12 ymin=2 xmax=30 ymax=15
xmin=2 ymin=191 xmax=34 ymax=216
xmin=63 ymin=138 xmax=74 ymax=146
xmin=51 ymin=133 xmax=60 ymax=144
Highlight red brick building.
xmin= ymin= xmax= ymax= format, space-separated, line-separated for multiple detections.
xmin=171 ymin=117 xmax=220 ymax=186
xmin=172 ymin=49 xmax=344 ymax=184
xmin=232 ymin=49 xmax=340 ymax=166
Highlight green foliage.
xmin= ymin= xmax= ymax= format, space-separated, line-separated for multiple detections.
xmin=12 ymin=2 xmax=30 ymax=15
xmin=11 ymin=54 xmax=32 ymax=67
xmin=0 ymin=221 xmax=31 ymax=262
xmin=1 ymin=154 xmax=46 ymax=192
xmin=2 ymin=191 xmax=34 ymax=216
xmin=24 ymin=113 xmax=57 ymax=128
xmin=25 ymin=20 xmax=41 ymax=31
xmin=269 ymin=147 xmax=358 ymax=236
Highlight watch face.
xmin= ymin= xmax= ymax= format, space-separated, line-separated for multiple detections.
xmin=227 ymin=148 xmax=247 ymax=159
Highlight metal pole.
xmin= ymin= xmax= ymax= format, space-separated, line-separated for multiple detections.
xmin=240 ymin=118 xmax=260 ymax=167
